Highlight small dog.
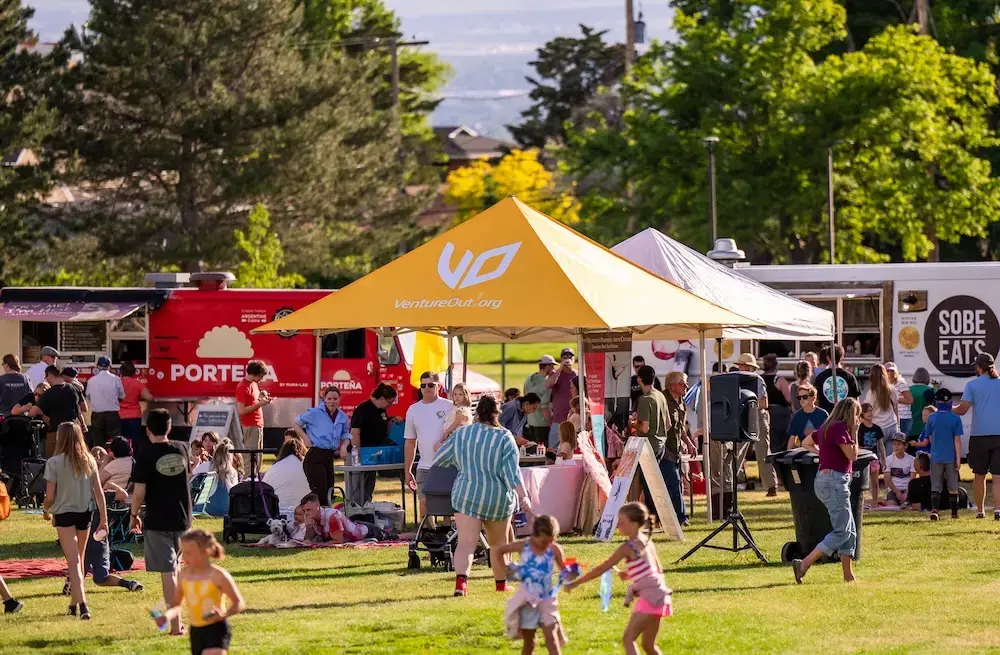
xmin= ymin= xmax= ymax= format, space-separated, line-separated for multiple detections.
xmin=256 ymin=518 xmax=290 ymax=547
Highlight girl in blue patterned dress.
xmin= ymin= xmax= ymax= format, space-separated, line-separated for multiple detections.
xmin=433 ymin=395 xmax=533 ymax=597
xmin=495 ymin=515 xmax=567 ymax=655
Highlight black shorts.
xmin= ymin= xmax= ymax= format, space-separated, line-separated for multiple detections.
xmin=190 ymin=620 xmax=232 ymax=655
xmin=54 ymin=511 xmax=93 ymax=530
xmin=968 ymin=436 xmax=1000 ymax=475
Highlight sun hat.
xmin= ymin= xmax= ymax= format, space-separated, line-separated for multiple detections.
xmin=735 ymin=353 xmax=759 ymax=370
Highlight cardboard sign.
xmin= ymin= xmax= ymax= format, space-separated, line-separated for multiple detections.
xmin=595 ymin=437 xmax=683 ymax=542
xmin=191 ymin=404 xmax=241 ymax=444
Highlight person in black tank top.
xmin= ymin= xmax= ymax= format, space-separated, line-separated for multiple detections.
xmin=761 ymin=355 xmax=792 ymax=458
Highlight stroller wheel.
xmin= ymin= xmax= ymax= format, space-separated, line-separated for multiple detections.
xmin=223 ymin=529 xmax=235 ymax=544
xmin=407 ymin=551 xmax=421 ymax=570
xmin=443 ymin=554 xmax=453 ymax=572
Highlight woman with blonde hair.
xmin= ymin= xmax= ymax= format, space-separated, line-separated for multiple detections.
xmin=437 ymin=382 xmax=473 ymax=448
xmin=42 ymin=422 xmax=109 ymax=620
xmin=794 ymin=398 xmax=862 ymax=584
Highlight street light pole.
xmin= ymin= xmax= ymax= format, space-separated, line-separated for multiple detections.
xmin=827 ymin=146 xmax=835 ymax=264
xmin=704 ymin=136 xmax=719 ymax=245
xmin=625 ymin=0 xmax=636 ymax=74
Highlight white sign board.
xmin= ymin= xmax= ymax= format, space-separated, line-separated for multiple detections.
xmin=191 ymin=404 xmax=241 ymax=444
xmin=595 ymin=437 xmax=683 ymax=542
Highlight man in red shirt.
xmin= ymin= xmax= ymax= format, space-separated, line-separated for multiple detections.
xmin=236 ymin=360 xmax=271 ymax=472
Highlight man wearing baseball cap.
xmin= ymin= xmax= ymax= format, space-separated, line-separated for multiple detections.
xmin=87 ymin=356 xmax=125 ymax=446
xmin=522 ymin=355 xmax=555 ymax=445
xmin=26 ymin=345 xmax=58 ymax=390
xmin=547 ymin=348 xmax=578 ymax=447
xmin=884 ymin=362 xmax=914 ymax=436
xmin=954 ymin=352 xmax=1000 ymax=519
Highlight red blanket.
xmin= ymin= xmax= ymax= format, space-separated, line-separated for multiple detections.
xmin=0 ymin=557 xmax=146 ymax=580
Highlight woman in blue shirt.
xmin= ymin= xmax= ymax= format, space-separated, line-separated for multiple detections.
xmin=294 ymin=386 xmax=351 ymax=505
xmin=433 ymin=395 xmax=532 ymax=598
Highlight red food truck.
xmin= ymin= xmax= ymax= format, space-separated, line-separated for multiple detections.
xmin=0 ymin=272 xmax=499 ymax=442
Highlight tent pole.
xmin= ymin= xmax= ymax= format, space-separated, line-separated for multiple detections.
xmin=830 ymin=338 xmax=838 ymax=408
xmin=446 ymin=330 xmax=453 ymax=390
xmin=578 ymin=332 xmax=590 ymax=453
xmin=700 ymin=329 xmax=713 ymax=523
xmin=501 ymin=343 xmax=507 ymax=391
xmin=462 ymin=340 xmax=468 ymax=383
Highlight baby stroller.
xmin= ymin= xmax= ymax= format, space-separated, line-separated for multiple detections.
xmin=407 ymin=465 xmax=488 ymax=571
xmin=0 ymin=416 xmax=44 ymax=502
xmin=17 ymin=457 xmax=46 ymax=509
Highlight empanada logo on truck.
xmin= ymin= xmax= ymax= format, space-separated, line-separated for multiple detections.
xmin=925 ymin=295 xmax=1000 ymax=377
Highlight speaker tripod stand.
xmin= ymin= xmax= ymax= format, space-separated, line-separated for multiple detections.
xmin=676 ymin=441 xmax=767 ymax=564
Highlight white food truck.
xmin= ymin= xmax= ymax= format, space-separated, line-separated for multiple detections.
xmin=737 ymin=262 xmax=1000 ymax=447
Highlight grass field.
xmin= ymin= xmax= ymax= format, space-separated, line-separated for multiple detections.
xmin=4 ymin=468 xmax=1000 ymax=654
xmin=466 ymin=342 xmax=573 ymax=391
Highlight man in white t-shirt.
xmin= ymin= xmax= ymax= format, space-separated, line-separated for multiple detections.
xmin=403 ymin=371 xmax=453 ymax=519
xmin=885 ymin=433 xmax=916 ymax=505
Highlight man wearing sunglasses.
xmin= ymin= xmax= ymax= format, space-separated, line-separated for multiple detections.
xmin=404 ymin=372 xmax=453 ymax=519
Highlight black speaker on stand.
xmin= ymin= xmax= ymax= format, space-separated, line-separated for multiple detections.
xmin=677 ymin=372 xmax=768 ymax=564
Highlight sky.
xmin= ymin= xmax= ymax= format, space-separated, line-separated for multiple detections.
xmin=26 ymin=0 xmax=676 ymax=136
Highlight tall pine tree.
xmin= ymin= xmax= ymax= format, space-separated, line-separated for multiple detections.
xmin=0 ymin=0 xmax=57 ymax=283
xmin=48 ymin=0 xmax=432 ymax=280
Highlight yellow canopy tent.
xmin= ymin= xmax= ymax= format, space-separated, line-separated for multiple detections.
xmin=255 ymin=196 xmax=757 ymax=340
xmin=255 ymin=196 xmax=761 ymax=522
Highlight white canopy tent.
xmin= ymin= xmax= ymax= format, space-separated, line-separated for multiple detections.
xmin=612 ymin=228 xmax=835 ymax=341
xmin=613 ymin=229 xmax=837 ymax=523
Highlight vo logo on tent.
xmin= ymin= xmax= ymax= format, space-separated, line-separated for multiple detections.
xmin=437 ymin=241 xmax=522 ymax=290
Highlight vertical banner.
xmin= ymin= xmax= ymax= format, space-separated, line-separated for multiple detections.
xmin=583 ymin=332 xmax=632 ymax=455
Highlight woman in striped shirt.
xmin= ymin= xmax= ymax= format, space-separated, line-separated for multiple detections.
xmin=433 ymin=395 xmax=532 ymax=597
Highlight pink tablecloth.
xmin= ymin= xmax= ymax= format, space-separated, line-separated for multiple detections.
xmin=516 ymin=463 xmax=585 ymax=536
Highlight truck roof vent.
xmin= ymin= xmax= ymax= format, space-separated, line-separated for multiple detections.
xmin=707 ymin=238 xmax=746 ymax=268
xmin=145 ymin=273 xmax=192 ymax=289
xmin=190 ymin=272 xmax=236 ymax=291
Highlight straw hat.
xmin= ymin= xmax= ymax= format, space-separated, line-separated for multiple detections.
xmin=735 ymin=353 xmax=760 ymax=370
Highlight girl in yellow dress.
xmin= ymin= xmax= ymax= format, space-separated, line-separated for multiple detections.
xmin=158 ymin=529 xmax=245 ymax=654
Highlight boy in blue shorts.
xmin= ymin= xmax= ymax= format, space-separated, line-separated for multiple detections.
xmin=926 ymin=388 xmax=963 ymax=521
xmin=61 ymin=510 xmax=143 ymax=596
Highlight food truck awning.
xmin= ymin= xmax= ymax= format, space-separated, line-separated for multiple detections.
xmin=0 ymin=301 xmax=147 ymax=322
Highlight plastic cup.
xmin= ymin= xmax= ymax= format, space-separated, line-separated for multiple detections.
xmin=93 ymin=528 xmax=108 ymax=542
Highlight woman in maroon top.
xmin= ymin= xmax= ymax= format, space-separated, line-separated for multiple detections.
xmin=793 ymin=397 xmax=861 ymax=584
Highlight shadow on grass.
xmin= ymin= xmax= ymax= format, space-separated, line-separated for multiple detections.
xmin=680 ymin=581 xmax=796 ymax=595
xmin=242 ymin=593 xmax=446 ymax=615
xmin=25 ymin=636 xmax=119 ymax=650
xmin=236 ymin=566 xmax=408 ymax=584
xmin=229 ymin=563 xmax=374 ymax=578
xmin=669 ymin=561 xmax=778 ymax=573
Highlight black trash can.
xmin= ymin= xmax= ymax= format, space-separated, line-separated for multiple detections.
xmin=768 ymin=447 xmax=877 ymax=563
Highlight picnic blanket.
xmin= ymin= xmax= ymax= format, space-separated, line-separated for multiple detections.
xmin=0 ymin=557 xmax=147 ymax=580
xmin=244 ymin=539 xmax=409 ymax=550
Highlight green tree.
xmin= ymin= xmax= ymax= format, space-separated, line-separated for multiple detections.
xmin=233 ymin=204 xmax=305 ymax=288
xmin=0 ymin=0 xmax=58 ymax=284
xmin=47 ymin=0 xmax=431 ymax=280
xmin=295 ymin=0 xmax=450 ymax=143
xmin=508 ymin=25 xmax=626 ymax=149
xmin=565 ymin=0 xmax=1000 ymax=263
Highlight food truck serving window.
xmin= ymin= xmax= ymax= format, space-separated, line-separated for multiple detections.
xmin=14 ymin=302 xmax=149 ymax=366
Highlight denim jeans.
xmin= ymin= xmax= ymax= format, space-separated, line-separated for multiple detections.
xmin=660 ymin=456 xmax=688 ymax=523
xmin=899 ymin=418 xmax=913 ymax=437
xmin=814 ymin=469 xmax=856 ymax=558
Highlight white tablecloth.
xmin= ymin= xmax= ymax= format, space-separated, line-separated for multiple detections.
xmin=515 ymin=462 xmax=585 ymax=536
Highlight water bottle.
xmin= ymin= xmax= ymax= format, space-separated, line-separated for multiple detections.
xmin=599 ymin=569 xmax=613 ymax=612
xmin=150 ymin=602 xmax=169 ymax=632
